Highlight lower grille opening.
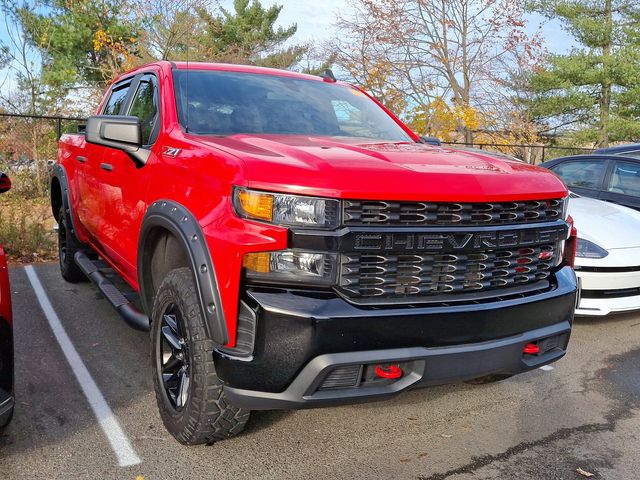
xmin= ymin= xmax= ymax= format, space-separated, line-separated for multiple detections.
xmin=581 ymin=287 xmax=640 ymax=299
xmin=318 ymin=365 xmax=363 ymax=390
xmin=318 ymin=362 xmax=413 ymax=391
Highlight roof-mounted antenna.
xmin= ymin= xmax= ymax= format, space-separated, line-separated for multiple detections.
xmin=320 ymin=68 xmax=337 ymax=82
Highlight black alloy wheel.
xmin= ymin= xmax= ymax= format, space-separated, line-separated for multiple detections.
xmin=58 ymin=212 xmax=68 ymax=265
xmin=158 ymin=304 xmax=190 ymax=410
xmin=57 ymin=205 xmax=85 ymax=282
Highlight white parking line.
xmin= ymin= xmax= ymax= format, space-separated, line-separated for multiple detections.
xmin=540 ymin=365 xmax=554 ymax=371
xmin=24 ymin=266 xmax=142 ymax=467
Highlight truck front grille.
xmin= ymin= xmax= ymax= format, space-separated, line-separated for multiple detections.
xmin=338 ymin=244 xmax=557 ymax=302
xmin=343 ymin=199 xmax=564 ymax=227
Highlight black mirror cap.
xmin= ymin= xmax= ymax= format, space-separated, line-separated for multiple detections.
xmin=0 ymin=172 xmax=11 ymax=194
xmin=85 ymin=115 xmax=149 ymax=165
xmin=86 ymin=115 xmax=142 ymax=148
xmin=419 ymin=136 xmax=442 ymax=146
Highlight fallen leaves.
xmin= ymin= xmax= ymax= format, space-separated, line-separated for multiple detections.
xmin=576 ymin=467 xmax=595 ymax=477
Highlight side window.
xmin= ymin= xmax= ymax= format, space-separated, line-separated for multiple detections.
xmin=102 ymin=83 xmax=131 ymax=115
xmin=613 ymin=150 xmax=640 ymax=159
xmin=127 ymin=77 xmax=158 ymax=145
xmin=608 ymin=161 xmax=640 ymax=197
xmin=552 ymin=160 xmax=607 ymax=190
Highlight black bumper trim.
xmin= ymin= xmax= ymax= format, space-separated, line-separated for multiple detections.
xmin=215 ymin=266 xmax=576 ymax=393
xmin=224 ymin=321 xmax=570 ymax=410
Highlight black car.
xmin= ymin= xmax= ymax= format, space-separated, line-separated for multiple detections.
xmin=0 ymin=171 xmax=13 ymax=428
xmin=540 ymin=155 xmax=640 ymax=211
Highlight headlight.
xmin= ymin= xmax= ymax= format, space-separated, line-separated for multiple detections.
xmin=575 ymin=238 xmax=608 ymax=259
xmin=233 ymin=187 xmax=339 ymax=228
xmin=243 ymin=250 xmax=337 ymax=285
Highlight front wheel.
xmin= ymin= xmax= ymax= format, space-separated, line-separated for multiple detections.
xmin=151 ymin=267 xmax=250 ymax=445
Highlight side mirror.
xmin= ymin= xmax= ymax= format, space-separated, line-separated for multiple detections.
xmin=0 ymin=172 xmax=11 ymax=194
xmin=419 ymin=136 xmax=442 ymax=146
xmin=85 ymin=115 xmax=150 ymax=165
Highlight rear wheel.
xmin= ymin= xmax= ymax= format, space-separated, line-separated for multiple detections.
xmin=0 ymin=399 xmax=13 ymax=429
xmin=57 ymin=206 xmax=85 ymax=283
xmin=151 ymin=267 xmax=250 ymax=444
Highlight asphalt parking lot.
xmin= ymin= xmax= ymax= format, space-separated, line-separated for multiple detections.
xmin=1 ymin=263 xmax=639 ymax=480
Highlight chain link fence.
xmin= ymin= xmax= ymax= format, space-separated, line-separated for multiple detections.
xmin=0 ymin=113 xmax=84 ymax=262
xmin=0 ymin=113 xmax=85 ymax=198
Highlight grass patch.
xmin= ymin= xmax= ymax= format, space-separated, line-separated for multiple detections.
xmin=0 ymin=164 xmax=56 ymax=263
xmin=0 ymin=198 xmax=56 ymax=263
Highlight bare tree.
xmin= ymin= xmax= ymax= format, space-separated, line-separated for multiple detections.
xmin=331 ymin=0 xmax=540 ymax=143
xmin=133 ymin=0 xmax=212 ymax=61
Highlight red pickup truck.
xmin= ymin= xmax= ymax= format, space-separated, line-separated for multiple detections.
xmin=52 ymin=61 xmax=578 ymax=444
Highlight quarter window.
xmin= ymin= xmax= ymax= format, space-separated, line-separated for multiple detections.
xmin=552 ymin=160 xmax=607 ymax=190
xmin=102 ymin=83 xmax=130 ymax=115
xmin=608 ymin=161 xmax=640 ymax=197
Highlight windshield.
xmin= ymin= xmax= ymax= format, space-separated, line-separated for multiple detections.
xmin=173 ymin=70 xmax=413 ymax=142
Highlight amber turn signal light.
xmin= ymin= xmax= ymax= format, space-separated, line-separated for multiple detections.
xmin=237 ymin=189 xmax=273 ymax=222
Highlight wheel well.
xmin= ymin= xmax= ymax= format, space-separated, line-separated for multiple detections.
xmin=140 ymin=228 xmax=190 ymax=315
xmin=51 ymin=177 xmax=62 ymax=221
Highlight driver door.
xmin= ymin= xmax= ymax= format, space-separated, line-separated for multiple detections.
xmin=97 ymin=72 xmax=161 ymax=280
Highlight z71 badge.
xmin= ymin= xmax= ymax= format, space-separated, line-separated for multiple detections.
xmin=162 ymin=147 xmax=182 ymax=158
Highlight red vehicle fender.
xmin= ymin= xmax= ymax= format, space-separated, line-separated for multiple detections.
xmin=0 ymin=246 xmax=12 ymax=326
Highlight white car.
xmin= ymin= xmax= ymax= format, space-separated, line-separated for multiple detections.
xmin=568 ymin=194 xmax=640 ymax=316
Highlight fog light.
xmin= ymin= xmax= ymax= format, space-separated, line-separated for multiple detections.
xmin=243 ymin=250 xmax=337 ymax=285
xmin=374 ymin=364 xmax=403 ymax=379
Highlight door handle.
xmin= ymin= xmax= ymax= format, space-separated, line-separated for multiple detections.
xmin=100 ymin=163 xmax=113 ymax=171
xmin=76 ymin=156 xmax=87 ymax=163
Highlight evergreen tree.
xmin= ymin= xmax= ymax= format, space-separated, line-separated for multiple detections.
xmin=18 ymin=0 xmax=142 ymax=89
xmin=527 ymin=0 xmax=640 ymax=147
xmin=195 ymin=0 xmax=306 ymax=69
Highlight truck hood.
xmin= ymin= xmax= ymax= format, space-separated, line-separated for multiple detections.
xmin=197 ymin=134 xmax=567 ymax=201
xmin=568 ymin=195 xmax=640 ymax=249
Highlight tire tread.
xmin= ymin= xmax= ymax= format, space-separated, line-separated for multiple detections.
xmin=151 ymin=267 xmax=250 ymax=445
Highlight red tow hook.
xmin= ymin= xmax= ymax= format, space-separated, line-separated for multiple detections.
xmin=374 ymin=364 xmax=403 ymax=379
xmin=523 ymin=343 xmax=540 ymax=355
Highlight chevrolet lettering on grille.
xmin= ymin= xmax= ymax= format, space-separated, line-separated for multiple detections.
xmin=352 ymin=226 xmax=568 ymax=253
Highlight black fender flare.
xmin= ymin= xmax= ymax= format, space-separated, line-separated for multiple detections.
xmin=138 ymin=200 xmax=229 ymax=345
xmin=51 ymin=164 xmax=81 ymax=238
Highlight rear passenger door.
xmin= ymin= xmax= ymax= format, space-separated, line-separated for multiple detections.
xmin=600 ymin=159 xmax=640 ymax=211
xmin=549 ymin=158 xmax=609 ymax=199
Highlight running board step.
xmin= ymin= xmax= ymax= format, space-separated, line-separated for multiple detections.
xmin=74 ymin=251 xmax=150 ymax=332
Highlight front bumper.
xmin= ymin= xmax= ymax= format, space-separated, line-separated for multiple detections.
xmin=576 ymin=268 xmax=640 ymax=316
xmin=224 ymin=321 xmax=571 ymax=410
xmin=215 ymin=266 xmax=577 ymax=409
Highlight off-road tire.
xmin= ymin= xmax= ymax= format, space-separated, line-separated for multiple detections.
xmin=151 ymin=267 xmax=250 ymax=445
xmin=58 ymin=206 xmax=86 ymax=283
